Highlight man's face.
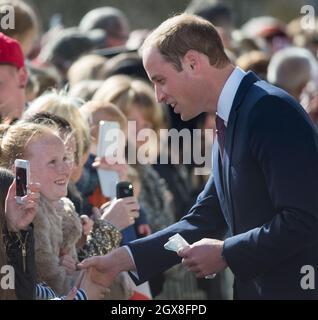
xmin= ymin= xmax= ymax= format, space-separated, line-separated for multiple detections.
xmin=0 ymin=65 xmax=27 ymax=122
xmin=143 ymin=47 xmax=203 ymax=121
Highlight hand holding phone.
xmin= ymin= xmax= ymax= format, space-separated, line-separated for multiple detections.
xmin=100 ymin=182 xmax=139 ymax=230
xmin=6 ymin=160 xmax=39 ymax=231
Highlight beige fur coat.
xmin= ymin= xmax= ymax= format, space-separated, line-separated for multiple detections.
xmin=33 ymin=196 xmax=82 ymax=296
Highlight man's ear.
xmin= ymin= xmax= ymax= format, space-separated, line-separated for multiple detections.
xmin=182 ymin=50 xmax=200 ymax=73
xmin=17 ymin=67 xmax=28 ymax=89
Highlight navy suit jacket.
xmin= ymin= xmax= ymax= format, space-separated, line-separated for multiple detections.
xmin=127 ymin=71 xmax=318 ymax=299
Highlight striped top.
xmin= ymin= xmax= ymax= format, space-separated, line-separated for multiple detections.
xmin=36 ymin=282 xmax=87 ymax=300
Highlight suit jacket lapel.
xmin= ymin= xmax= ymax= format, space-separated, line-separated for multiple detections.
xmin=222 ymin=71 xmax=260 ymax=234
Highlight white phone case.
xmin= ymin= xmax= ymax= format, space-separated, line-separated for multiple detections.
xmin=96 ymin=121 xmax=120 ymax=199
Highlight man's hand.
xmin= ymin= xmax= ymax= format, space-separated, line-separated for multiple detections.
xmin=77 ymin=247 xmax=136 ymax=287
xmin=178 ymin=238 xmax=227 ymax=278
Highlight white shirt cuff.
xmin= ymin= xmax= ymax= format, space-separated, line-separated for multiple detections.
xmin=123 ymin=245 xmax=139 ymax=280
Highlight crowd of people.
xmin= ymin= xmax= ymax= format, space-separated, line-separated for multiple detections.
xmin=0 ymin=0 xmax=318 ymax=300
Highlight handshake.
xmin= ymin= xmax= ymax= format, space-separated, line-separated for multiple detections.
xmin=73 ymin=267 xmax=110 ymax=300
xmin=75 ymin=246 xmax=140 ymax=299
xmin=75 ymin=262 xmax=134 ymax=300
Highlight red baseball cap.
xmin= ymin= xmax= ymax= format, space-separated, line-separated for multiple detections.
xmin=0 ymin=32 xmax=25 ymax=69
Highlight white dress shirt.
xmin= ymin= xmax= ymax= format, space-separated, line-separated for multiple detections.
xmin=216 ymin=67 xmax=246 ymax=126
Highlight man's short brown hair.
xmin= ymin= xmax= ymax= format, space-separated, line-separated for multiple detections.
xmin=142 ymin=13 xmax=230 ymax=71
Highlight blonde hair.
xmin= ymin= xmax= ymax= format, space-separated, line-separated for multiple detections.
xmin=141 ymin=13 xmax=230 ymax=71
xmin=24 ymin=91 xmax=90 ymax=164
xmin=80 ymin=100 xmax=127 ymax=143
xmin=93 ymin=75 xmax=164 ymax=134
xmin=0 ymin=122 xmax=57 ymax=169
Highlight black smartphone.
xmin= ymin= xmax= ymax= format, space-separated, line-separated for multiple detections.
xmin=15 ymin=159 xmax=30 ymax=204
xmin=116 ymin=181 xmax=134 ymax=198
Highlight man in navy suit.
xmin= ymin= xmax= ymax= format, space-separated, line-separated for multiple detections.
xmin=79 ymin=14 xmax=318 ymax=299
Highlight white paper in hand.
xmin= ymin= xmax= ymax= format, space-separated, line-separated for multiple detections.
xmin=164 ymin=233 xmax=189 ymax=252
xmin=164 ymin=233 xmax=216 ymax=279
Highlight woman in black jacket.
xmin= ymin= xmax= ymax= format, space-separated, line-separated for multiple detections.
xmin=0 ymin=168 xmax=40 ymax=300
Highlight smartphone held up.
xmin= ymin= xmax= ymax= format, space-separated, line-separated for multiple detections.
xmin=116 ymin=181 xmax=134 ymax=199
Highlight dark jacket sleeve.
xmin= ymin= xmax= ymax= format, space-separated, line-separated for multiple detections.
xmin=223 ymin=95 xmax=318 ymax=282
xmin=127 ymin=174 xmax=227 ymax=284
xmin=5 ymin=224 xmax=36 ymax=300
